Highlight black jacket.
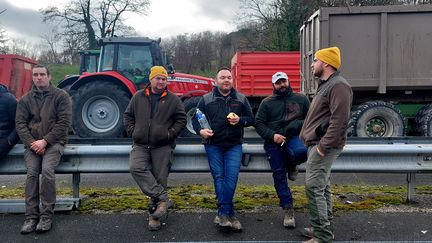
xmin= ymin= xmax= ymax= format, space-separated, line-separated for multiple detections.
xmin=192 ymin=87 xmax=254 ymax=146
xmin=0 ymin=85 xmax=19 ymax=145
xmin=255 ymin=87 xmax=310 ymax=143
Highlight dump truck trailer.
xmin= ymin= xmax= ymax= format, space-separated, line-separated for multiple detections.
xmin=300 ymin=4 xmax=432 ymax=137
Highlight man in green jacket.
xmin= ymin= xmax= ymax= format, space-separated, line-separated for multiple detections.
xmin=300 ymin=47 xmax=352 ymax=243
xmin=16 ymin=65 xmax=72 ymax=234
xmin=124 ymin=66 xmax=186 ymax=231
xmin=255 ymin=71 xmax=309 ymax=228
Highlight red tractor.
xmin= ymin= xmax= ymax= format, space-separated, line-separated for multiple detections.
xmin=61 ymin=37 xmax=213 ymax=138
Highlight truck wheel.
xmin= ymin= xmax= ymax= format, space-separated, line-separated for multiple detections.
xmin=415 ymin=103 xmax=432 ymax=136
xmin=72 ymin=82 xmax=130 ymax=138
xmin=348 ymin=101 xmax=405 ymax=137
xmin=180 ymin=96 xmax=201 ymax=137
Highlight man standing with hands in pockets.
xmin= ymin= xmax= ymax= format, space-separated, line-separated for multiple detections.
xmin=300 ymin=47 xmax=352 ymax=243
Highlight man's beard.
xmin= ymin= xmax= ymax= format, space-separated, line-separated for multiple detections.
xmin=275 ymin=87 xmax=289 ymax=96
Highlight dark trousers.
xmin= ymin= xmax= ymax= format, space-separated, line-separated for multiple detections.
xmin=264 ymin=142 xmax=293 ymax=208
xmin=24 ymin=143 xmax=64 ymax=219
xmin=129 ymin=144 xmax=173 ymax=202
xmin=0 ymin=138 xmax=14 ymax=161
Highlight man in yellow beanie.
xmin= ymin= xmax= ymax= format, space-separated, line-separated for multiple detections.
xmin=299 ymin=47 xmax=353 ymax=243
xmin=124 ymin=65 xmax=186 ymax=231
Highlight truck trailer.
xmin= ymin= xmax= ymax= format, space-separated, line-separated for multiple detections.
xmin=300 ymin=4 xmax=432 ymax=137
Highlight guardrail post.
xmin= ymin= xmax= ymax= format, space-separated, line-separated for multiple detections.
xmin=72 ymin=173 xmax=81 ymax=198
xmin=406 ymin=173 xmax=416 ymax=202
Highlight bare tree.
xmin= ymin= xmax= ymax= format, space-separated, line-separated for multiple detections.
xmin=161 ymin=31 xmax=229 ymax=75
xmin=7 ymin=38 xmax=40 ymax=59
xmin=41 ymin=0 xmax=150 ymax=49
xmin=0 ymin=25 xmax=8 ymax=54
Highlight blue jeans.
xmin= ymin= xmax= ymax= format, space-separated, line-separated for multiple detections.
xmin=204 ymin=144 xmax=242 ymax=216
xmin=264 ymin=142 xmax=293 ymax=208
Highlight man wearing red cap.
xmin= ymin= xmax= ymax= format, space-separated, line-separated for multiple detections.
xmin=300 ymin=47 xmax=353 ymax=243
xmin=124 ymin=66 xmax=186 ymax=231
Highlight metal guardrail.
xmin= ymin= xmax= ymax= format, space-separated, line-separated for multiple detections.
xmin=1 ymin=142 xmax=432 ymax=212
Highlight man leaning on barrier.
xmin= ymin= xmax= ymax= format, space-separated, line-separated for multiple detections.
xmin=0 ymin=84 xmax=19 ymax=160
xmin=299 ymin=47 xmax=353 ymax=243
xmin=16 ymin=65 xmax=72 ymax=234
xmin=192 ymin=67 xmax=254 ymax=231
xmin=255 ymin=71 xmax=310 ymax=229
xmin=124 ymin=65 xmax=186 ymax=231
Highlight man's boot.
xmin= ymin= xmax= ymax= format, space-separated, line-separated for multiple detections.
xmin=287 ymin=164 xmax=299 ymax=181
xmin=151 ymin=200 xmax=168 ymax=219
xmin=20 ymin=218 xmax=38 ymax=234
xmin=283 ymin=206 xmax=296 ymax=228
xmin=35 ymin=216 xmax=52 ymax=233
xmin=148 ymin=216 xmax=161 ymax=231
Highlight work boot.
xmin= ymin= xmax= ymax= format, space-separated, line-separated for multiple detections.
xmin=229 ymin=216 xmax=242 ymax=231
xmin=300 ymin=227 xmax=335 ymax=240
xmin=216 ymin=215 xmax=232 ymax=228
xmin=287 ymin=164 xmax=299 ymax=181
xmin=35 ymin=216 xmax=52 ymax=233
xmin=20 ymin=218 xmax=38 ymax=234
xmin=148 ymin=216 xmax=161 ymax=231
xmin=151 ymin=200 xmax=169 ymax=219
xmin=283 ymin=206 xmax=296 ymax=228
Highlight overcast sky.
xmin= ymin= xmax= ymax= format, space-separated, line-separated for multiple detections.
xmin=0 ymin=0 xmax=242 ymax=44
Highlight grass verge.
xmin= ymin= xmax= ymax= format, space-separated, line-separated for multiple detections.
xmin=1 ymin=184 xmax=430 ymax=213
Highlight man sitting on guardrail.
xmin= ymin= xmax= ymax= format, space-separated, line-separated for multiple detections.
xmin=192 ymin=67 xmax=254 ymax=231
xmin=255 ymin=71 xmax=310 ymax=229
xmin=124 ymin=66 xmax=186 ymax=231
xmin=16 ymin=65 xmax=72 ymax=234
xmin=0 ymin=84 xmax=19 ymax=160
xmin=300 ymin=47 xmax=352 ymax=243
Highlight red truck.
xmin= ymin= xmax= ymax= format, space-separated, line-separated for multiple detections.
xmin=231 ymin=51 xmax=301 ymax=112
xmin=0 ymin=54 xmax=38 ymax=99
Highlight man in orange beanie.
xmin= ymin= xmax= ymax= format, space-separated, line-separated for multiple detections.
xmin=124 ymin=65 xmax=186 ymax=231
xmin=299 ymin=47 xmax=352 ymax=243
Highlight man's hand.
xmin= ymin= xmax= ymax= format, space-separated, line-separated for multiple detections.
xmin=30 ymin=139 xmax=48 ymax=155
xmin=227 ymin=112 xmax=240 ymax=125
xmin=273 ymin=134 xmax=286 ymax=146
xmin=199 ymin=129 xmax=214 ymax=139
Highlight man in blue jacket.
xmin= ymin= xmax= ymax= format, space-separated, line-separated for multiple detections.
xmin=192 ymin=67 xmax=254 ymax=231
xmin=0 ymin=84 xmax=19 ymax=160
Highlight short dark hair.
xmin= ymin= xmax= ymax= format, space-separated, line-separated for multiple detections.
xmin=32 ymin=64 xmax=50 ymax=76
xmin=216 ymin=67 xmax=231 ymax=79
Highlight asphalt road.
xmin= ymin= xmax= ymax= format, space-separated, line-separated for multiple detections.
xmin=1 ymin=211 xmax=432 ymax=242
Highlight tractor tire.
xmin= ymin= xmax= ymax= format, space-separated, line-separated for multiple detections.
xmin=72 ymin=82 xmax=130 ymax=138
xmin=348 ymin=101 xmax=406 ymax=137
xmin=180 ymin=96 xmax=202 ymax=137
xmin=415 ymin=103 xmax=432 ymax=136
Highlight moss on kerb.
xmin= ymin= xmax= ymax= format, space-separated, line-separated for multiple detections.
xmin=1 ymin=184 xmax=429 ymax=213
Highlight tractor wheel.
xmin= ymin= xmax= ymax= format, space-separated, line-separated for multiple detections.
xmin=180 ymin=96 xmax=202 ymax=137
xmin=415 ymin=103 xmax=432 ymax=136
xmin=72 ymin=82 xmax=130 ymax=138
xmin=348 ymin=101 xmax=406 ymax=137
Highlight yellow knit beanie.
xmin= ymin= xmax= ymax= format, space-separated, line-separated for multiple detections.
xmin=149 ymin=66 xmax=168 ymax=80
xmin=315 ymin=47 xmax=341 ymax=70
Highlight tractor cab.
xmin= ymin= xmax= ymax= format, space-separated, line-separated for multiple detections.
xmin=98 ymin=37 xmax=167 ymax=89
xmin=79 ymin=50 xmax=100 ymax=74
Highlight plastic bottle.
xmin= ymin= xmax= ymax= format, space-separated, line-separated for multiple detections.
xmin=196 ymin=108 xmax=211 ymax=130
